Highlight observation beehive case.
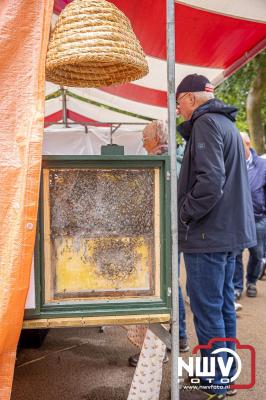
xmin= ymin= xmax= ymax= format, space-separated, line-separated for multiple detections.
xmin=26 ymin=156 xmax=171 ymax=322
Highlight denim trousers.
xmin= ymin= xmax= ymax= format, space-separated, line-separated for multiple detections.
xmin=179 ymin=286 xmax=186 ymax=339
xmin=178 ymin=254 xmax=187 ymax=339
xmin=247 ymin=217 xmax=266 ymax=284
xmin=233 ymin=217 xmax=266 ymax=290
xmin=233 ymin=251 xmax=244 ymax=293
xmin=184 ymin=252 xmax=236 ymax=394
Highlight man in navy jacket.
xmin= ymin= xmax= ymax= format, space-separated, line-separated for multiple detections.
xmin=176 ymin=74 xmax=256 ymax=398
xmin=233 ymin=133 xmax=266 ymax=298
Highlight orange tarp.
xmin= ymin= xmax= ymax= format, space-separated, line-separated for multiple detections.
xmin=0 ymin=1 xmax=53 ymax=398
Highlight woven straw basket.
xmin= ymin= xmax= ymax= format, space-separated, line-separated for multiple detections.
xmin=46 ymin=0 xmax=149 ymax=87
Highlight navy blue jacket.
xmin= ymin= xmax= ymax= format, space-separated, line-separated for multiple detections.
xmin=248 ymin=148 xmax=266 ymax=220
xmin=177 ymin=99 xmax=257 ymax=253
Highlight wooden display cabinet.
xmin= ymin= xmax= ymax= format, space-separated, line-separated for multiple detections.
xmin=24 ymin=156 xmax=171 ymax=328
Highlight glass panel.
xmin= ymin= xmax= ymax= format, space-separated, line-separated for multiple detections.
xmin=44 ymin=168 xmax=160 ymax=301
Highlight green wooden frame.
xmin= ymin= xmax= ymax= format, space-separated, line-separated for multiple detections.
xmin=24 ymin=155 xmax=171 ymax=320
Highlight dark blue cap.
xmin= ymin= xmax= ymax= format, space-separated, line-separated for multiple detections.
xmin=176 ymin=74 xmax=214 ymax=97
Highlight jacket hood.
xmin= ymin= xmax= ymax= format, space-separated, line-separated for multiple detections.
xmin=177 ymin=99 xmax=238 ymax=141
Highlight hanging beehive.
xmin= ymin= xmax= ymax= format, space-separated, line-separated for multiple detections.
xmin=46 ymin=0 xmax=149 ymax=87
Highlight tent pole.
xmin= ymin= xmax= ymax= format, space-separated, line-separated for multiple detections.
xmin=61 ymin=86 xmax=69 ymax=128
xmin=167 ymin=0 xmax=179 ymax=399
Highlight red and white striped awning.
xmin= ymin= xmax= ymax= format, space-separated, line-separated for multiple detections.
xmin=45 ymin=0 xmax=266 ymax=124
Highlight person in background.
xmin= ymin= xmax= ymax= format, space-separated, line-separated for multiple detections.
xmin=258 ymin=256 xmax=266 ymax=279
xmin=128 ymin=121 xmax=189 ymax=367
xmin=176 ymin=74 xmax=256 ymax=399
xmin=142 ymin=120 xmax=189 ymax=351
xmin=233 ymin=132 xmax=266 ymax=298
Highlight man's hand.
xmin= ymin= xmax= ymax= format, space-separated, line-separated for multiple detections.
xmin=148 ymin=144 xmax=168 ymax=155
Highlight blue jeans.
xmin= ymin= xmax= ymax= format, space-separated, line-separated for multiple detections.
xmin=247 ymin=217 xmax=266 ymax=284
xmin=233 ymin=251 xmax=244 ymax=294
xmin=178 ymin=255 xmax=187 ymax=339
xmin=179 ymin=286 xmax=186 ymax=339
xmin=184 ymin=252 xmax=236 ymax=394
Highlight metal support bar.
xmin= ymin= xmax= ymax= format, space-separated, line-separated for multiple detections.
xmin=167 ymin=0 xmax=179 ymax=399
xmin=61 ymin=86 xmax=69 ymax=128
xmin=44 ymin=121 xmax=148 ymax=134
xmin=149 ymin=324 xmax=171 ymax=350
xmin=110 ymin=123 xmax=121 ymax=144
xmin=110 ymin=123 xmax=121 ymax=135
xmin=45 ymin=122 xmax=148 ymax=126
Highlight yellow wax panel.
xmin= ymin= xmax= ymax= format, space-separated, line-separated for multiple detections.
xmin=54 ymin=235 xmax=154 ymax=297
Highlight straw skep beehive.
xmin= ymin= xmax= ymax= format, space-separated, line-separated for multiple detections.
xmin=46 ymin=0 xmax=149 ymax=87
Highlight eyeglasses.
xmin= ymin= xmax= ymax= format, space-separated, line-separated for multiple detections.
xmin=176 ymin=92 xmax=189 ymax=106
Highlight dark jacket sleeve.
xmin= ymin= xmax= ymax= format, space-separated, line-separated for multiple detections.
xmin=180 ymin=116 xmax=226 ymax=224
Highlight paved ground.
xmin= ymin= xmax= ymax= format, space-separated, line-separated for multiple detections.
xmin=12 ymin=257 xmax=266 ymax=400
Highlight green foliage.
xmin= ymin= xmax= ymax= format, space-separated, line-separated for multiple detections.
xmin=176 ymin=51 xmax=266 ymax=144
xmin=176 ymin=116 xmax=183 ymax=144
xmin=215 ymin=50 xmax=266 ymax=133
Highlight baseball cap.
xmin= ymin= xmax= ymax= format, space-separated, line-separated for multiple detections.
xmin=176 ymin=74 xmax=214 ymax=97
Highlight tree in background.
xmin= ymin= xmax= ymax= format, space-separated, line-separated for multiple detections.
xmin=216 ymin=49 xmax=266 ymax=154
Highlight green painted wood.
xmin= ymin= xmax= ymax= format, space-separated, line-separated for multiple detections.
xmin=100 ymin=144 xmax=125 ymax=155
